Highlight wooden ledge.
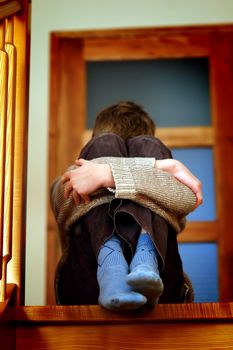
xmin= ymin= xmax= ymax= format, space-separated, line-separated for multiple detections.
xmin=15 ymin=302 xmax=233 ymax=324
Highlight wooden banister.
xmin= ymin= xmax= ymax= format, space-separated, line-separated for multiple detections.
xmin=0 ymin=19 xmax=8 ymax=285
xmin=4 ymin=15 xmax=16 ymax=269
xmin=0 ymin=16 xmax=17 ymax=303
xmin=0 ymin=0 xmax=29 ymax=304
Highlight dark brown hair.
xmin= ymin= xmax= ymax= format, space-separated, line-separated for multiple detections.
xmin=92 ymin=101 xmax=156 ymax=140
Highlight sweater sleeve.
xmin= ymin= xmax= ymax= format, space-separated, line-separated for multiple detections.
xmin=49 ymin=165 xmax=76 ymax=223
xmin=92 ymin=157 xmax=196 ymax=217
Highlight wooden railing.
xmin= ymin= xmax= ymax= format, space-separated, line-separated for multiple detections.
xmin=0 ymin=0 xmax=29 ymax=304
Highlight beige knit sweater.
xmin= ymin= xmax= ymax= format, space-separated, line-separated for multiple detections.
xmin=50 ymin=157 xmax=196 ymax=242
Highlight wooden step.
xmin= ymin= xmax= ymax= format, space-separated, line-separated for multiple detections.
xmin=1 ymin=285 xmax=233 ymax=350
xmin=14 ymin=302 xmax=233 ymax=350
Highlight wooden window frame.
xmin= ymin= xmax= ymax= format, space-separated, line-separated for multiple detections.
xmin=48 ymin=25 xmax=233 ymax=305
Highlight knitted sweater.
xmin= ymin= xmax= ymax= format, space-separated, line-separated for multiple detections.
xmin=50 ymin=157 xmax=196 ymax=244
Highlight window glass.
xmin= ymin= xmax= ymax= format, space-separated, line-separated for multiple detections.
xmin=179 ymin=243 xmax=218 ymax=302
xmin=172 ymin=148 xmax=216 ymax=221
xmin=87 ymin=59 xmax=211 ymax=128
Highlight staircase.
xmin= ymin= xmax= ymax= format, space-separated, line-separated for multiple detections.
xmin=1 ymin=284 xmax=233 ymax=350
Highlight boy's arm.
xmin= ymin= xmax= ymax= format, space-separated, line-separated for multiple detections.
xmin=156 ymin=159 xmax=202 ymax=207
xmin=98 ymin=157 xmax=197 ymax=216
xmin=62 ymin=157 xmax=201 ymax=216
xmin=50 ymin=163 xmax=112 ymax=232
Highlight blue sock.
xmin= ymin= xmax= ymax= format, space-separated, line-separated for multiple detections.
xmin=97 ymin=235 xmax=147 ymax=311
xmin=126 ymin=233 xmax=164 ymax=305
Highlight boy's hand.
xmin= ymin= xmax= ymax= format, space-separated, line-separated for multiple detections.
xmin=61 ymin=159 xmax=114 ymax=205
xmin=156 ymin=159 xmax=203 ymax=208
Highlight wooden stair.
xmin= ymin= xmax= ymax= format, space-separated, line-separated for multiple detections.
xmin=1 ymin=284 xmax=233 ymax=350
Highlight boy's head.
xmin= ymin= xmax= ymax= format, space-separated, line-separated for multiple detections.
xmin=92 ymin=101 xmax=156 ymax=140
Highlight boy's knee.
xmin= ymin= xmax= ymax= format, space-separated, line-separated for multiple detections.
xmin=127 ymin=135 xmax=172 ymax=158
xmin=92 ymin=132 xmax=124 ymax=144
xmin=80 ymin=132 xmax=128 ymax=159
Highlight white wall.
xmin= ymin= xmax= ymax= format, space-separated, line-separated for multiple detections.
xmin=26 ymin=0 xmax=233 ymax=305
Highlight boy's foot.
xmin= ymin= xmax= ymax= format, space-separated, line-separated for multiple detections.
xmin=98 ymin=267 xmax=147 ymax=311
xmin=97 ymin=236 xmax=147 ymax=311
xmin=126 ymin=265 xmax=164 ymax=305
xmin=127 ymin=233 xmax=164 ymax=305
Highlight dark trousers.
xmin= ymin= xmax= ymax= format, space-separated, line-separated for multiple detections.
xmin=55 ymin=133 xmax=186 ymax=305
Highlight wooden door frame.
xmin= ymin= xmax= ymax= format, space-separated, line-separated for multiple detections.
xmin=48 ymin=25 xmax=233 ymax=305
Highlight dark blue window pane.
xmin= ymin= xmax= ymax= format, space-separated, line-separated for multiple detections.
xmin=87 ymin=59 xmax=211 ymax=128
xmin=179 ymin=243 xmax=218 ymax=302
xmin=172 ymin=148 xmax=216 ymax=221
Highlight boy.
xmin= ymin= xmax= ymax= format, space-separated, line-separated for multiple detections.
xmin=51 ymin=101 xmax=202 ymax=311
